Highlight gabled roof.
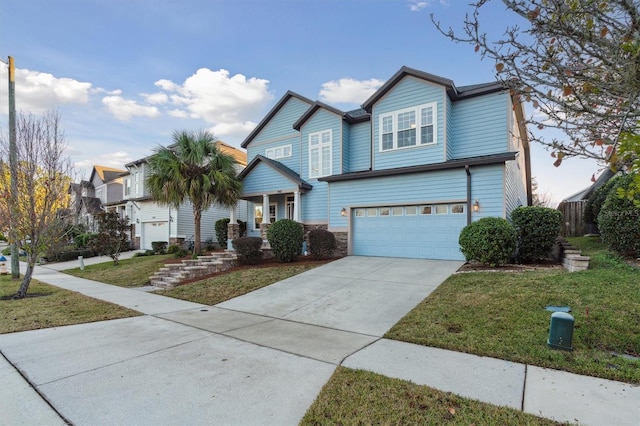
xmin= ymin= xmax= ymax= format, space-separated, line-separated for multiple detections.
xmin=293 ymin=101 xmax=371 ymax=131
xmin=91 ymin=165 xmax=126 ymax=184
xmin=82 ymin=197 xmax=104 ymax=214
xmin=241 ymin=91 xmax=314 ymax=148
xmin=362 ymin=66 xmax=505 ymax=112
xmin=562 ymin=169 xmax=615 ymax=202
xmin=238 ymin=155 xmax=312 ymax=190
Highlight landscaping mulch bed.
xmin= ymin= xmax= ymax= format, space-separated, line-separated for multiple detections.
xmin=456 ymin=259 xmax=564 ymax=273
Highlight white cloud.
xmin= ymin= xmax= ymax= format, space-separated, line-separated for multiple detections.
xmin=101 ymin=95 xmax=160 ymax=120
xmin=209 ymin=121 xmax=258 ymax=140
xmin=154 ymin=68 xmax=273 ymax=137
xmin=319 ymin=78 xmax=384 ymax=104
xmin=142 ymin=92 xmax=169 ymax=104
xmin=0 ymin=67 xmax=93 ymax=114
xmin=409 ymin=1 xmax=428 ymax=11
xmin=74 ymin=151 xmax=134 ymax=175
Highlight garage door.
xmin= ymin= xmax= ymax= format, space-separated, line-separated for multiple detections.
xmin=352 ymin=204 xmax=466 ymax=260
xmin=142 ymin=221 xmax=168 ymax=250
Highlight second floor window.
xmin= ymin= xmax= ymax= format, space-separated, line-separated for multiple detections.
xmin=124 ymin=178 xmax=131 ymax=196
xmin=266 ymin=144 xmax=292 ymax=159
xmin=134 ymin=172 xmax=140 ymax=196
xmin=379 ymin=102 xmax=436 ymax=152
xmin=309 ymin=130 xmax=332 ymax=178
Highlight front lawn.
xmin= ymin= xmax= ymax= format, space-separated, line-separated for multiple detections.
xmin=301 ymin=367 xmax=559 ymax=425
xmin=385 ymin=236 xmax=640 ymax=383
xmin=0 ymin=275 xmax=141 ymax=334
xmin=155 ymin=262 xmax=326 ymax=305
xmin=63 ymin=254 xmax=173 ymax=287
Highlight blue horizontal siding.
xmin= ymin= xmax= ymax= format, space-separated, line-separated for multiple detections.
xmin=302 ymin=181 xmax=328 ymax=221
xmin=450 ymin=92 xmax=509 ymax=159
xmin=469 ymin=164 xmax=506 ymax=219
xmin=342 ymin=121 xmax=350 ymax=173
xmin=372 ymin=77 xmax=446 ymax=169
xmin=348 ymin=122 xmax=371 ymax=172
xmin=242 ymin=162 xmax=298 ymax=194
xmin=251 ymin=97 xmax=311 ymax=144
xmin=248 ymin=135 xmax=301 ymax=174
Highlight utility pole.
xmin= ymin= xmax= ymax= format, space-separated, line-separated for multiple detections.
xmin=8 ymin=56 xmax=19 ymax=279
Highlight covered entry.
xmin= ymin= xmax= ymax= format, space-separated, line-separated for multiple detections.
xmin=351 ymin=203 xmax=467 ymax=260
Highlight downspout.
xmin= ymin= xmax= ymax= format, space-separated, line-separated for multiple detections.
xmin=465 ymin=165 xmax=472 ymax=225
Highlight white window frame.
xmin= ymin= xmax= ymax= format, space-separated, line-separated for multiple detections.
xmin=308 ymin=129 xmax=332 ymax=179
xmin=379 ymin=102 xmax=437 ymax=152
xmin=265 ymin=144 xmax=292 ymax=160
xmin=254 ymin=203 xmax=277 ymax=230
xmin=124 ymin=178 xmax=131 ymax=196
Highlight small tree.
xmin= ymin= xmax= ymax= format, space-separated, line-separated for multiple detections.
xmin=215 ymin=218 xmax=231 ymax=247
xmin=89 ymin=211 xmax=130 ymax=265
xmin=267 ymin=219 xmax=304 ymax=262
xmin=308 ymin=229 xmax=336 ymax=260
xmin=0 ymin=111 xmax=73 ymax=298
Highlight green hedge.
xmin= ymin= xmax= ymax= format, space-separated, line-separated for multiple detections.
xmin=308 ymin=229 xmax=336 ymax=260
xmin=598 ymin=173 xmax=640 ymax=257
xmin=510 ymin=206 xmax=561 ymax=263
xmin=267 ymin=219 xmax=304 ymax=262
xmin=458 ymin=217 xmax=516 ymax=267
xmin=232 ymin=237 xmax=263 ymax=265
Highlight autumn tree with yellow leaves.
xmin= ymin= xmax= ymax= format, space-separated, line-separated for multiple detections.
xmin=0 ymin=110 xmax=73 ymax=298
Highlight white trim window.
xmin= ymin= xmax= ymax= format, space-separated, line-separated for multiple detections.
xmin=379 ymin=102 xmax=436 ymax=152
xmin=254 ymin=203 xmax=277 ymax=230
xmin=309 ymin=130 xmax=332 ymax=178
xmin=265 ymin=144 xmax=292 ymax=159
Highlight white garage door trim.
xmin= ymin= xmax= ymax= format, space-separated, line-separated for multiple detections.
xmin=141 ymin=221 xmax=169 ymax=250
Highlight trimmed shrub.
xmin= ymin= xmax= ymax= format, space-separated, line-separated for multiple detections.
xmin=597 ymin=173 xmax=640 ymax=257
xmin=583 ymin=175 xmax=620 ymax=226
xmin=308 ymin=229 xmax=336 ymax=260
xmin=54 ymin=249 xmax=94 ymax=262
xmin=215 ymin=218 xmax=230 ymax=247
xmin=166 ymin=244 xmax=181 ymax=254
xmin=151 ymin=241 xmax=168 ymax=254
xmin=510 ymin=206 xmax=562 ymax=263
xmin=267 ymin=219 xmax=304 ymax=262
xmin=74 ymin=233 xmax=96 ymax=249
xmin=232 ymin=236 xmax=263 ymax=265
xmin=458 ymin=217 xmax=516 ymax=267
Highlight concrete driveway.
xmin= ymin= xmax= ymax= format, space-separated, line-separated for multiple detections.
xmin=0 ymin=256 xmax=462 ymax=425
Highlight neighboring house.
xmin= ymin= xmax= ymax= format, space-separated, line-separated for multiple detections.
xmin=123 ymin=141 xmax=249 ymax=250
xmin=68 ymin=165 xmax=127 ymax=231
xmin=238 ymin=66 xmax=531 ymax=261
xmin=558 ymin=168 xmax=615 ymax=236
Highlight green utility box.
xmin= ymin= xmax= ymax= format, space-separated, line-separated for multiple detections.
xmin=547 ymin=311 xmax=574 ymax=351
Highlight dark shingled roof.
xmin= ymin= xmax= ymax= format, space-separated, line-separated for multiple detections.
xmin=82 ymin=197 xmax=104 ymax=214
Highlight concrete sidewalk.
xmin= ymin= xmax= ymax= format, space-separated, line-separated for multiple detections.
xmin=1 ymin=255 xmax=638 ymax=425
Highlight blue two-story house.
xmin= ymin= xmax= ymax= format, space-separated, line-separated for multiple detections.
xmin=238 ymin=66 xmax=531 ymax=261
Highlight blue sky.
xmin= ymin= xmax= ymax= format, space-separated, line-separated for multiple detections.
xmin=0 ymin=0 xmax=601 ymax=203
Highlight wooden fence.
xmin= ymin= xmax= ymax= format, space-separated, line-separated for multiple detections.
xmin=557 ymin=200 xmax=588 ymax=237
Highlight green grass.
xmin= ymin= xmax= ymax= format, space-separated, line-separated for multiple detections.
xmin=385 ymin=236 xmax=640 ymax=383
xmin=301 ymin=367 xmax=561 ymax=426
xmin=63 ymin=254 xmax=173 ymax=287
xmin=156 ymin=262 xmax=324 ymax=305
xmin=0 ymin=275 xmax=141 ymax=334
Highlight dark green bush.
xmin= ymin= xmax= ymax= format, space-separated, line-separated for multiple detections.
xmin=232 ymin=237 xmax=263 ymax=265
xmin=54 ymin=249 xmax=95 ymax=262
xmin=151 ymin=241 xmax=168 ymax=254
xmin=215 ymin=218 xmax=231 ymax=247
xmin=2 ymin=247 xmax=11 ymax=256
xmin=583 ymin=175 xmax=620 ymax=226
xmin=597 ymin=173 xmax=640 ymax=257
xmin=308 ymin=229 xmax=336 ymax=260
xmin=237 ymin=220 xmax=247 ymax=237
xmin=74 ymin=233 xmax=96 ymax=249
xmin=510 ymin=206 xmax=562 ymax=263
xmin=166 ymin=244 xmax=181 ymax=254
xmin=458 ymin=217 xmax=516 ymax=267
xmin=267 ymin=219 xmax=304 ymax=262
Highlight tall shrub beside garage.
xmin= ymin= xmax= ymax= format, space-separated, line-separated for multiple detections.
xmin=458 ymin=217 xmax=516 ymax=266
xmin=597 ymin=173 xmax=640 ymax=257
xmin=267 ymin=219 xmax=304 ymax=262
xmin=510 ymin=206 xmax=562 ymax=263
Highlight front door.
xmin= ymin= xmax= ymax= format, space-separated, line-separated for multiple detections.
xmin=285 ymin=195 xmax=295 ymax=220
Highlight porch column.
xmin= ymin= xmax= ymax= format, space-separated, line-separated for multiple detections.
xmin=261 ymin=194 xmax=270 ymax=241
xmin=293 ymin=190 xmax=301 ymax=222
xmin=227 ymin=205 xmax=239 ymax=251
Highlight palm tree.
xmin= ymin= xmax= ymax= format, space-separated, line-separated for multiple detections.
xmin=145 ymin=130 xmax=242 ymax=254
